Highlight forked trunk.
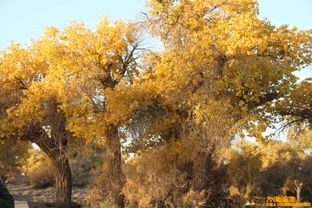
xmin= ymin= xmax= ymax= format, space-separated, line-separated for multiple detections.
xmin=107 ymin=125 xmax=125 ymax=208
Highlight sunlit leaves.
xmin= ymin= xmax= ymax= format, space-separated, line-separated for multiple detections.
xmin=144 ymin=0 xmax=311 ymax=136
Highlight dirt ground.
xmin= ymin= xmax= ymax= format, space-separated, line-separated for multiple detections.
xmin=6 ymin=176 xmax=87 ymax=208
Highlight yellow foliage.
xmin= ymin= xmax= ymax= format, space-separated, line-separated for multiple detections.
xmin=142 ymin=0 xmax=312 ymax=136
xmin=21 ymin=147 xmax=51 ymax=174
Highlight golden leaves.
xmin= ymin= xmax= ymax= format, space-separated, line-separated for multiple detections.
xmin=143 ymin=0 xmax=311 ymax=136
xmin=0 ymin=0 xmax=310 ymax=150
xmin=0 ymin=17 xmax=143 ymax=143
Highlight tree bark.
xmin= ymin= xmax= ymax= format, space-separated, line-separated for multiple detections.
xmin=26 ymin=128 xmax=72 ymax=208
xmin=37 ymin=137 xmax=72 ymax=208
xmin=53 ymin=157 xmax=72 ymax=208
xmin=106 ymin=125 xmax=125 ymax=208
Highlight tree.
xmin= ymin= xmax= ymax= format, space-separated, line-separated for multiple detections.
xmin=144 ymin=0 xmax=311 ymax=126
xmin=0 ymin=19 xmax=142 ymax=207
xmin=141 ymin=0 xmax=311 ymax=168
xmin=0 ymin=41 xmax=76 ymax=207
xmin=57 ymin=19 xmax=142 ymax=207
xmin=0 ymin=0 xmax=311 ymax=207
xmin=112 ymin=0 xmax=311 ymax=204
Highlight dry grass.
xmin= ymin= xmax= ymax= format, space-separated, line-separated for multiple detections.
xmin=27 ymin=164 xmax=55 ymax=189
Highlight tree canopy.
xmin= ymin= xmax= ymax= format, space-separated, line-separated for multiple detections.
xmin=0 ymin=0 xmax=311 ymax=207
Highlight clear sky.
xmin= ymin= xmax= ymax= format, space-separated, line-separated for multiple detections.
xmin=257 ymin=0 xmax=312 ymax=79
xmin=0 ymin=0 xmax=146 ymax=49
xmin=0 ymin=0 xmax=311 ymax=77
xmin=0 ymin=0 xmax=311 ymax=47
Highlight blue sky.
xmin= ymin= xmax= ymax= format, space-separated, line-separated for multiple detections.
xmin=0 ymin=0 xmax=311 ymax=48
xmin=258 ymin=0 xmax=312 ymax=30
xmin=0 ymin=0 xmax=311 ymax=78
xmin=0 ymin=0 xmax=146 ymax=49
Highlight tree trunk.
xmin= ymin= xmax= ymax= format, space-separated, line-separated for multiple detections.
xmin=32 ymin=134 xmax=72 ymax=208
xmin=107 ymin=125 xmax=125 ymax=208
xmin=22 ymin=107 xmax=73 ymax=207
xmin=53 ymin=158 xmax=72 ymax=208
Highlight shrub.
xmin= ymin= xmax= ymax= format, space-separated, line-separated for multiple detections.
xmin=28 ymin=164 xmax=55 ymax=189
xmin=84 ymin=201 xmax=116 ymax=208
xmin=83 ymin=164 xmax=111 ymax=207
xmin=182 ymin=189 xmax=207 ymax=208
xmin=70 ymin=155 xmax=100 ymax=187
xmin=123 ymin=144 xmax=190 ymax=208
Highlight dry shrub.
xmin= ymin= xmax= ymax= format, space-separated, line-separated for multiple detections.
xmin=74 ymin=151 xmax=109 ymax=207
xmin=182 ymin=189 xmax=207 ymax=208
xmin=123 ymin=139 xmax=230 ymax=208
xmin=84 ymin=159 xmax=117 ymax=207
xmin=85 ymin=143 xmax=190 ymax=208
xmin=25 ymin=149 xmax=55 ymax=189
xmin=83 ymin=201 xmax=116 ymax=208
xmin=86 ymin=117 xmax=232 ymax=207
xmin=69 ymin=142 xmax=105 ymax=189
xmin=28 ymin=164 xmax=55 ymax=189
xmin=71 ymin=156 xmax=99 ymax=187
xmin=123 ymin=144 xmax=191 ymax=208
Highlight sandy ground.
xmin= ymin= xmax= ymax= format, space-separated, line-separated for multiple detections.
xmin=6 ymin=176 xmax=87 ymax=208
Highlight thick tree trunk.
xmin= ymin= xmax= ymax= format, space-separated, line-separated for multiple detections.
xmin=32 ymin=134 xmax=72 ymax=208
xmin=53 ymin=158 xmax=72 ymax=208
xmin=22 ymin=106 xmax=73 ymax=207
xmin=107 ymin=125 xmax=125 ymax=208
